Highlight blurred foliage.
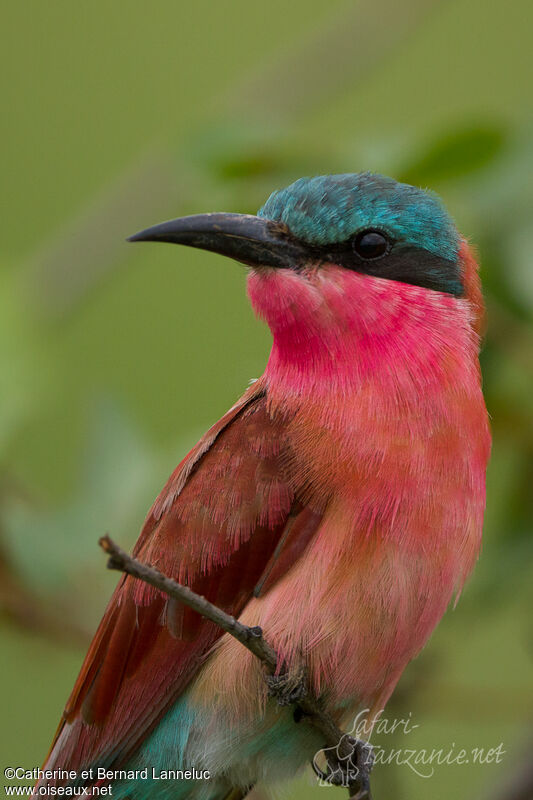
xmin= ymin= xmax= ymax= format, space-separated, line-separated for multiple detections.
xmin=1 ymin=1 xmax=532 ymax=799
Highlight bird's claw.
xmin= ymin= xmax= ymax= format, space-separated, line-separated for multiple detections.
xmin=312 ymin=736 xmax=374 ymax=799
xmin=265 ymin=671 xmax=307 ymax=706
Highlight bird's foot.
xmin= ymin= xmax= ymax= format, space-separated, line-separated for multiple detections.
xmin=312 ymin=736 xmax=374 ymax=800
xmin=265 ymin=669 xmax=307 ymax=706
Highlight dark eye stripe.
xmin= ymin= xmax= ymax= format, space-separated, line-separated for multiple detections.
xmin=303 ymin=238 xmax=463 ymax=296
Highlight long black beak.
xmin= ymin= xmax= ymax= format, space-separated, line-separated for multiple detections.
xmin=127 ymin=213 xmax=309 ymax=270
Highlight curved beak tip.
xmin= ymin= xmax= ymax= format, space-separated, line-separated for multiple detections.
xmin=127 ymin=230 xmax=150 ymax=243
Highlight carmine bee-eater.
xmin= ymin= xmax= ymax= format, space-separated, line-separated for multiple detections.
xmin=36 ymin=173 xmax=490 ymax=799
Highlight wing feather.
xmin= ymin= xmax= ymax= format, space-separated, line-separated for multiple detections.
xmin=40 ymin=380 xmax=321 ymax=787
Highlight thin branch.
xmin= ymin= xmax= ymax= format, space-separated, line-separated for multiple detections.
xmin=99 ymin=534 xmax=277 ymax=669
xmin=99 ymin=534 xmax=372 ymax=800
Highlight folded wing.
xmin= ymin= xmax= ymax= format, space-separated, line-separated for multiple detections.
xmin=39 ymin=379 xmax=321 ymax=788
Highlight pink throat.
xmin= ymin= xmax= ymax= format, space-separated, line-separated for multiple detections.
xmin=247 ymin=264 xmax=480 ymax=401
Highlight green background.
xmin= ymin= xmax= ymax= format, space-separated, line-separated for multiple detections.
xmin=1 ymin=1 xmax=532 ymax=799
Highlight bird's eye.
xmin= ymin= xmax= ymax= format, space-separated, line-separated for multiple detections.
xmin=352 ymin=230 xmax=390 ymax=260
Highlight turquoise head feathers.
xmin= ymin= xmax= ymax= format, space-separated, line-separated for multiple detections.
xmin=259 ymin=173 xmax=460 ymax=264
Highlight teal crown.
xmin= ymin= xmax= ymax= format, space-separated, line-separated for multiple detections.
xmin=258 ymin=173 xmax=459 ymax=262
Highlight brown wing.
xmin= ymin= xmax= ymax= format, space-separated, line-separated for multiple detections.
xmin=41 ymin=379 xmax=321 ymax=785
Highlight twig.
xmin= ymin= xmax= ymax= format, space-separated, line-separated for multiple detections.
xmin=99 ymin=534 xmax=372 ymax=800
xmin=99 ymin=534 xmax=277 ymax=668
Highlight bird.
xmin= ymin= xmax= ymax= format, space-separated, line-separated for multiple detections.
xmin=36 ymin=173 xmax=491 ymax=800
